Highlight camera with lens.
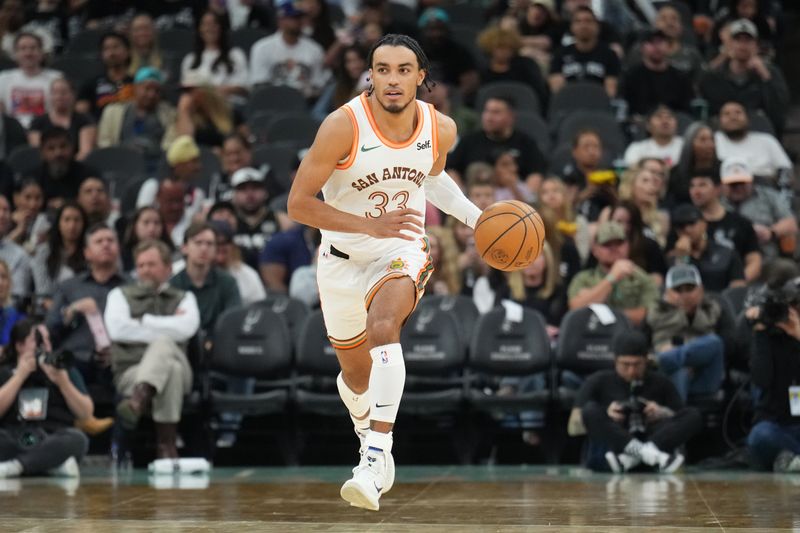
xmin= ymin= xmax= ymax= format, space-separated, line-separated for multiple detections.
xmin=34 ymin=329 xmax=74 ymax=369
xmin=756 ymin=279 xmax=800 ymax=328
xmin=619 ymin=381 xmax=646 ymax=435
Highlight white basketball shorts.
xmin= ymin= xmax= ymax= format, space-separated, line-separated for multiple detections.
xmin=316 ymin=237 xmax=433 ymax=350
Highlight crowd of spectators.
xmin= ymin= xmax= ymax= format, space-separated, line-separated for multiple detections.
xmin=0 ymin=0 xmax=796 ymax=476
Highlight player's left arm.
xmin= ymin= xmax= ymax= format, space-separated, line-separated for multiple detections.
xmin=425 ymin=111 xmax=483 ymax=229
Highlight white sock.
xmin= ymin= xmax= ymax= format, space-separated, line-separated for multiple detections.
xmin=365 ymin=430 xmax=393 ymax=454
xmin=0 ymin=459 xmax=23 ymax=478
xmin=336 ymin=372 xmax=370 ymax=437
xmin=368 ymin=343 xmax=405 ymax=424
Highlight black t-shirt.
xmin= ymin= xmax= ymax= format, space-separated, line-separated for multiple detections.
xmin=35 ymin=161 xmax=97 ymax=204
xmin=423 ymin=37 xmax=477 ymax=88
xmin=30 ymin=113 xmax=94 ymax=148
xmin=448 ymin=129 xmax=547 ymax=177
xmin=750 ymin=329 xmax=800 ymax=424
xmin=234 ymin=211 xmax=279 ymax=271
xmin=676 ymin=242 xmax=744 ymax=293
xmin=523 ymin=283 xmax=567 ymax=326
xmin=621 ymin=64 xmax=693 ymax=116
xmin=576 ymin=369 xmax=683 ymax=411
xmin=551 ymin=43 xmax=621 ymax=85
xmin=0 ymin=364 xmax=88 ymax=432
xmin=194 ymin=108 xmax=245 ymax=148
xmin=79 ymin=74 xmax=135 ymax=120
xmin=559 ymin=239 xmax=582 ymax=288
xmin=706 ymin=211 xmax=760 ymax=264
xmin=480 ymin=55 xmax=549 ymax=111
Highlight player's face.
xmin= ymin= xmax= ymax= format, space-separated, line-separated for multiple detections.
xmin=370 ymin=45 xmax=425 ymax=115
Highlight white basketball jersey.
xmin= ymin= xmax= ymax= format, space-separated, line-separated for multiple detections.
xmin=321 ymin=92 xmax=439 ymax=260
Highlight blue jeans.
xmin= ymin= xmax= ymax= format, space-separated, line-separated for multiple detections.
xmin=218 ymin=376 xmax=255 ymax=431
xmin=658 ymin=334 xmax=724 ymax=402
xmin=747 ymin=420 xmax=800 ymax=470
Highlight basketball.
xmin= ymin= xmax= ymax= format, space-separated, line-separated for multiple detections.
xmin=474 ymin=200 xmax=546 ymax=271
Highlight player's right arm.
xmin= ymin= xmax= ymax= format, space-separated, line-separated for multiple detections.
xmin=287 ymin=109 xmax=423 ymax=240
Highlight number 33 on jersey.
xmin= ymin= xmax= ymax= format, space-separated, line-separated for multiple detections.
xmin=321 ymin=92 xmax=439 ymax=238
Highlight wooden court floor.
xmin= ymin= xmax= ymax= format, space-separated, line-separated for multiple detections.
xmin=0 ymin=465 xmax=798 ymax=532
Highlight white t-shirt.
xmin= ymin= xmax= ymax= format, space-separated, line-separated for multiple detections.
xmin=228 ymin=262 xmax=266 ymax=305
xmin=181 ymin=48 xmax=250 ymax=89
xmin=0 ymin=68 xmax=62 ymax=128
xmin=714 ymin=131 xmax=792 ymax=178
xmin=623 ymin=137 xmax=683 ymax=168
xmin=250 ymin=33 xmax=330 ymax=97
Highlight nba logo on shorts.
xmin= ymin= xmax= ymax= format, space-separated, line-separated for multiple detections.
xmin=380 ymin=350 xmax=389 ymax=364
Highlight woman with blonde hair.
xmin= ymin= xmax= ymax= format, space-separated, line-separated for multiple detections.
xmin=128 ymin=14 xmax=164 ymax=77
xmin=609 ymin=166 xmax=670 ymax=247
xmin=522 ymin=242 xmax=567 ymax=336
xmin=538 ymin=176 xmax=590 ymax=263
xmin=176 ymin=84 xmax=242 ymax=149
xmin=425 ymin=226 xmax=462 ymax=296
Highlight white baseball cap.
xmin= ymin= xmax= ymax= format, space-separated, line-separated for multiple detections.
xmin=230 ymin=167 xmax=265 ymax=188
xmin=721 ymin=157 xmax=753 ymax=184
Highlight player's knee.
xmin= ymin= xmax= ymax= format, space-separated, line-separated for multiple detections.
xmin=366 ymin=316 xmax=401 ymax=346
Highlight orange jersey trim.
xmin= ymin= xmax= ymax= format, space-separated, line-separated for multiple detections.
xmin=335 ymin=105 xmax=359 ymax=170
xmin=329 ymin=330 xmax=368 ymax=350
xmin=364 ymin=272 xmax=406 ymax=310
xmin=428 ymin=104 xmax=439 ymax=161
xmin=359 ymin=92 xmax=424 ymax=149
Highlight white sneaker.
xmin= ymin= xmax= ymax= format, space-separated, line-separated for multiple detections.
xmin=638 ymin=442 xmax=668 ymax=468
xmin=658 ymin=452 xmax=685 ymax=474
xmin=356 ymin=433 xmax=394 ymax=494
xmin=340 ymin=446 xmax=390 ymax=511
xmin=605 ymin=451 xmax=641 ymax=473
xmin=49 ymin=457 xmax=80 ymax=477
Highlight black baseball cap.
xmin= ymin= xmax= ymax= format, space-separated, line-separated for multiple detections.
xmin=613 ymin=330 xmax=649 ymax=358
xmin=671 ymin=204 xmax=703 ymax=228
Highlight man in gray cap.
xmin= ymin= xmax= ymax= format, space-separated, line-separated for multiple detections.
xmin=698 ymin=18 xmax=789 ymax=133
xmin=645 ymin=264 xmax=735 ymax=402
xmin=568 ymin=221 xmax=658 ymax=326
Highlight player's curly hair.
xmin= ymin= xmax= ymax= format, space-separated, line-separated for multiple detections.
xmin=366 ymin=34 xmax=435 ymax=94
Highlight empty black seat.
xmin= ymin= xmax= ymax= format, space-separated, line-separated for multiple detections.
xmin=209 ymin=304 xmax=293 ymax=416
xmin=400 ymin=305 xmax=466 ymax=415
xmin=467 ymin=306 xmax=552 ymax=412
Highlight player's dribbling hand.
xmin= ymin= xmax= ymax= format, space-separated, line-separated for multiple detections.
xmin=368 ymin=208 xmax=424 ymax=240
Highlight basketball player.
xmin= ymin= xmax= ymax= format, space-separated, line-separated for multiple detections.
xmin=287 ymin=34 xmax=483 ymax=511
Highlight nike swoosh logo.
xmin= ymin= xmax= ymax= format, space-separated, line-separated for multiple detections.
xmin=375 ymin=403 xmax=394 ymax=408
xmin=374 ymin=482 xmax=383 ymax=493
xmin=361 ymin=144 xmax=380 ymax=152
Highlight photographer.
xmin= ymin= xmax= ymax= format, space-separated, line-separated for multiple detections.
xmin=0 ymin=319 xmax=91 ymax=478
xmin=576 ymin=330 xmax=702 ymax=473
xmin=747 ymin=280 xmax=800 ymax=472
